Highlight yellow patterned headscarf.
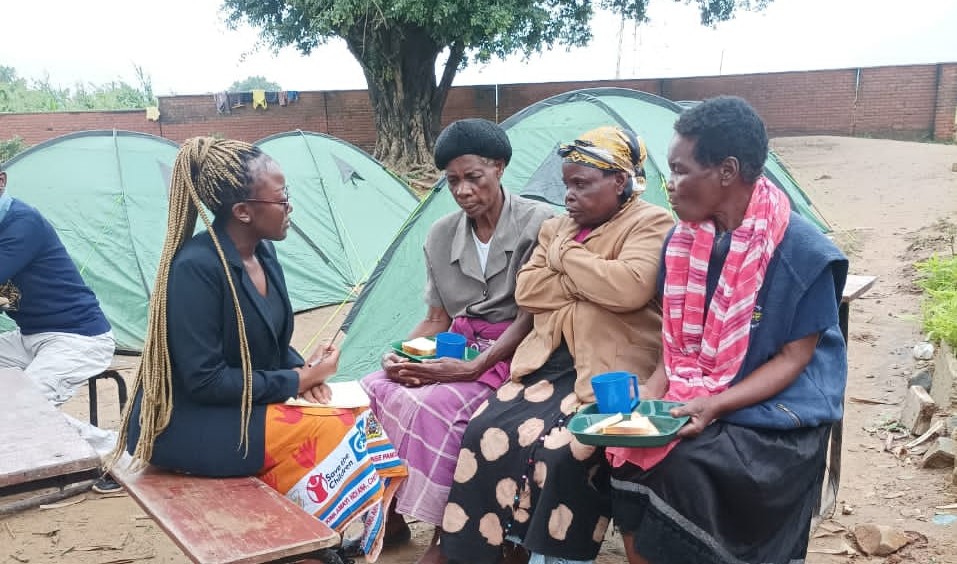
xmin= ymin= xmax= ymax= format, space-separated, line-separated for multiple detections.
xmin=558 ymin=126 xmax=647 ymax=192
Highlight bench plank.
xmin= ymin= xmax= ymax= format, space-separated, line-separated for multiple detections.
xmin=112 ymin=462 xmax=339 ymax=564
xmin=0 ymin=368 xmax=100 ymax=491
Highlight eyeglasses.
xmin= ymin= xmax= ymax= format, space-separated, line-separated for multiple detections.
xmin=245 ymin=186 xmax=291 ymax=211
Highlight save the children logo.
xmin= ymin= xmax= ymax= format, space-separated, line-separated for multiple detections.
xmin=306 ymin=473 xmax=330 ymax=503
xmin=306 ymin=449 xmax=357 ymax=504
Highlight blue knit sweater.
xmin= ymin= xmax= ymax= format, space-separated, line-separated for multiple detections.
xmin=0 ymin=198 xmax=110 ymax=336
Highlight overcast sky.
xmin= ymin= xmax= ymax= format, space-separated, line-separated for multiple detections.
xmin=3 ymin=0 xmax=956 ymax=95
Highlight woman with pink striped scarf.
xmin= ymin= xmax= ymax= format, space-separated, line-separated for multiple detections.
xmin=607 ymin=97 xmax=848 ymax=564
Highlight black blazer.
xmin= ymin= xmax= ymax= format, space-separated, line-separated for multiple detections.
xmin=127 ymin=223 xmax=303 ymax=476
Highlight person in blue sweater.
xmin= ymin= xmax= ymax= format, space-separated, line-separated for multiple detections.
xmin=606 ymin=97 xmax=848 ymax=564
xmin=0 ymin=164 xmax=118 ymax=461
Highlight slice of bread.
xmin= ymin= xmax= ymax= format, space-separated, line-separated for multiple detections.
xmin=402 ymin=337 xmax=436 ymax=356
xmin=583 ymin=413 xmax=624 ymax=434
xmin=602 ymin=415 xmax=659 ymax=436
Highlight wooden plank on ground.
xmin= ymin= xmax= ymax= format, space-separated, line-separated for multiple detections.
xmin=0 ymin=368 xmax=100 ymax=489
xmin=112 ymin=462 xmax=339 ymax=564
xmin=843 ymin=274 xmax=877 ymax=303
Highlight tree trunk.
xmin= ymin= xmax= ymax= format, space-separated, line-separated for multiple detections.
xmin=344 ymin=23 xmax=463 ymax=175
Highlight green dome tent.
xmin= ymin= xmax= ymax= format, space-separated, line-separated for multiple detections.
xmin=1 ymin=130 xmax=419 ymax=352
xmin=254 ymin=131 xmax=420 ymax=312
xmin=335 ymin=88 xmax=830 ymax=379
xmin=0 ymin=130 xmax=179 ymax=350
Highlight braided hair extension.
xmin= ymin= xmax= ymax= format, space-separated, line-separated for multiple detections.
xmin=112 ymin=137 xmax=272 ymax=468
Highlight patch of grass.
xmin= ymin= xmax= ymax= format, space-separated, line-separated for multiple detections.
xmin=914 ymin=253 xmax=957 ymax=349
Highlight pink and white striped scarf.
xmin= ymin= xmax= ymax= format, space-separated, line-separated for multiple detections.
xmin=607 ymin=176 xmax=791 ymax=470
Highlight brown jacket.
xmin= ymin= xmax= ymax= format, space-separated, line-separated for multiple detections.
xmin=510 ymin=196 xmax=674 ymax=402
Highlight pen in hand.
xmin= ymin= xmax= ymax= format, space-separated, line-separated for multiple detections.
xmin=306 ymin=329 xmax=343 ymax=368
xmin=307 ymin=346 xmax=332 ymax=368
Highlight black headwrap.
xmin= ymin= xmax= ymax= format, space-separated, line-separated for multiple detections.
xmin=434 ymin=118 xmax=512 ymax=170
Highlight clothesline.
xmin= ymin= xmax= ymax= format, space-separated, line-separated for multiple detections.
xmin=214 ymin=90 xmax=301 ymax=113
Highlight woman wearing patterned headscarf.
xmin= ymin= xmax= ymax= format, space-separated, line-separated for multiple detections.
xmin=441 ymin=127 xmax=674 ymax=564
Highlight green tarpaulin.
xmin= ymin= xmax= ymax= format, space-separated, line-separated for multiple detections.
xmin=2 ymin=130 xmax=418 ymax=351
xmin=335 ymin=88 xmax=829 ymax=379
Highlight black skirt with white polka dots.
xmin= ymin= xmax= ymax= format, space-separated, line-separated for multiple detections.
xmin=441 ymin=343 xmax=612 ymax=563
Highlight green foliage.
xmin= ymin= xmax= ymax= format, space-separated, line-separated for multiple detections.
xmin=223 ymin=1 xmax=768 ymax=64
xmin=228 ymin=76 xmax=282 ymax=92
xmin=0 ymin=65 xmax=156 ymax=113
xmin=689 ymin=0 xmax=772 ymax=25
xmin=222 ymin=0 xmax=771 ymax=168
xmin=915 ymin=253 xmax=957 ymax=349
xmin=0 ymin=136 xmax=27 ymax=162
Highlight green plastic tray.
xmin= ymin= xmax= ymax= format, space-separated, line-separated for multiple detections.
xmin=390 ymin=338 xmax=480 ymax=363
xmin=567 ymin=401 xmax=689 ymax=448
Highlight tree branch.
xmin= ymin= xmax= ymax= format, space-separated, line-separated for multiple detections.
xmin=433 ymin=41 xmax=466 ymax=113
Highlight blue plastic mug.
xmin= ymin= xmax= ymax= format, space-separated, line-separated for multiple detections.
xmin=591 ymin=371 xmax=640 ymax=413
xmin=435 ymin=332 xmax=467 ymax=359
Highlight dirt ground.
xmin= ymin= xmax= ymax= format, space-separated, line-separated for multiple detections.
xmin=2 ymin=136 xmax=956 ymax=563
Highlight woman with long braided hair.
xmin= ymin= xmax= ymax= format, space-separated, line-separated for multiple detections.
xmin=115 ymin=137 xmax=406 ymax=560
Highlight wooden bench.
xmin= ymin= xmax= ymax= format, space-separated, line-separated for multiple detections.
xmin=816 ymin=274 xmax=878 ymax=523
xmin=111 ymin=462 xmax=340 ymax=564
xmin=0 ymin=368 xmax=101 ymax=513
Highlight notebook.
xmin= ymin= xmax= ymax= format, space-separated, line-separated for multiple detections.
xmin=284 ymin=380 xmax=370 ymax=409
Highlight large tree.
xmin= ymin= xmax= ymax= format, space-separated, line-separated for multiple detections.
xmin=223 ymin=0 xmax=769 ymax=172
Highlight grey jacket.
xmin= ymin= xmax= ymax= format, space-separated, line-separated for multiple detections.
xmin=423 ymin=191 xmax=553 ymax=322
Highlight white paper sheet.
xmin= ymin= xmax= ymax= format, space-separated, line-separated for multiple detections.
xmin=284 ymin=380 xmax=370 ymax=409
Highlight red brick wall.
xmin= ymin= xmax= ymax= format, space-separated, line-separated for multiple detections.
xmin=662 ymin=70 xmax=861 ymax=136
xmin=490 ymin=64 xmax=957 ymax=141
xmin=2 ymin=63 xmax=955 ymax=156
xmin=0 ymin=110 xmax=161 ymax=147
